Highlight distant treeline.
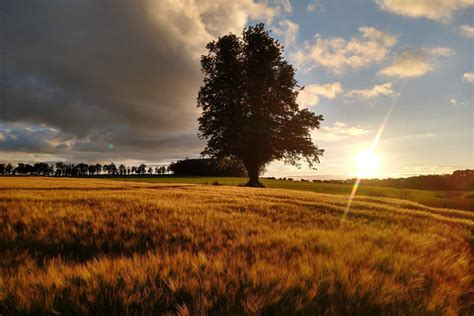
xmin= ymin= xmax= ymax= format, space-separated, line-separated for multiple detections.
xmin=312 ymin=169 xmax=474 ymax=191
xmin=2 ymin=161 xmax=472 ymax=191
xmin=169 ymin=158 xmax=246 ymax=177
xmin=0 ymin=162 xmax=170 ymax=176
xmin=0 ymin=158 xmax=246 ymax=177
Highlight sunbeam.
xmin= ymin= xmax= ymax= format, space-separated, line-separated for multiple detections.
xmin=340 ymin=81 xmax=406 ymax=225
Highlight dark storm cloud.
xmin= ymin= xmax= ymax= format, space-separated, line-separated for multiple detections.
xmin=0 ymin=0 xmax=284 ymax=162
xmin=0 ymin=0 xmax=209 ymax=160
xmin=0 ymin=125 xmax=59 ymax=153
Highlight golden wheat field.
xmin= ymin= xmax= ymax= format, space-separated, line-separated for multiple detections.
xmin=0 ymin=177 xmax=472 ymax=315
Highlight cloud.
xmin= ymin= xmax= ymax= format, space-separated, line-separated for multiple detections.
xmin=297 ymin=82 xmax=343 ymax=108
xmin=459 ymin=24 xmax=474 ymax=38
xmin=462 ymin=72 xmax=474 ymax=82
xmin=314 ymin=121 xmax=371 ymax=141
xmin=346 ymin=83 xmax=396 ymax=98
xmin=0 ymin=125 xmax=62 ymax=153
xmin=0 ymin=0 xmax=284 ymax=162
xmin=379 ymin=47 xmax=455 ymax=78
xmin=306 ymin=1 xmax=322 ymax=12
xmin=448 ymin=98 xmax=464 ymax=106
xmin=295 ymin=26 xmax=397 ymax=73
xmin=271 ymin=0 xmax=293 ymax=14
xmin=274 ymin=19 xmax=299 ymax=47
xmin=376 ymin=0 xmax=474 ymax=23
xmin=422 ymin=47 xmax=456 ymax=57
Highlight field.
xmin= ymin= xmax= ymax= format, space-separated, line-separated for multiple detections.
xmin=0 ymin=177 xmax=472 ymax=315
xmin=105 ymin=176 xmax=474 ymax=211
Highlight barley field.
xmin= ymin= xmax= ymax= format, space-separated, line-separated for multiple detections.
xmin=107 ymin=176 xmax=474 ymax=211
xmin=0 ymin=177 xmax=472 ymax=315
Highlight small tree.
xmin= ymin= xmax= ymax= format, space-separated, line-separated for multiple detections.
xmin=5 ymin=163 xmax=13 ymax=175
xmin=119 ymin=164 xmax=127 ymax=175
xmin=138 ymin=164 xmax=146 ymax=175
xmin=198 ymin=24 xmax=324 ymax=186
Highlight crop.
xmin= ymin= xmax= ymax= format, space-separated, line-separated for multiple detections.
xmin=0 ymin=177 xmax=472 ymax=315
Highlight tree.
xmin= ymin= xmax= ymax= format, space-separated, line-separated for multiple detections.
xmin=168 ymin=158 xmax=246 ymax=176
xmin=55 ymin=162 xmax=65 ymax=176
xmin=198 ymin=23 xmax=324 ymax=186
xmin=119 ymin=164 xmax=127 ymax=175
xmin=103 ymin=163 xmax=117 ymax=175
xmin=95 ymin=163 xmax=102 ymax=175
xmin=33 ymin=162 xmax=51 ymax=175
xmin=5 ymin=163 xmax=13 ymax=175
xmin=88 ymin=164 xmax=96 ymax=175
xmin=155 ymin=166 xmax=167 ymax=175
xmin=76 ymin=163 xmax=89 ymax=176
xmin=137 ymin=164 xmax=146 ymax=175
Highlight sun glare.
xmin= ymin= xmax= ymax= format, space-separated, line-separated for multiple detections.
xmin=355 ymin=149 xmax=379 ymax=178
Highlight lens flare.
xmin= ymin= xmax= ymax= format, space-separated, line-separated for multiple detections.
xmin=340 ymin=80 xmax=405 ymax=226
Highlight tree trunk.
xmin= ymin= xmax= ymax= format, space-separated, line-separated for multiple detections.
xmin=245 ymin=163 xmax=264 ymax=187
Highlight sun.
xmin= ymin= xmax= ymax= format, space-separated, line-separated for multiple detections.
xmin=355 ymin=149 xmax=379 ymax=178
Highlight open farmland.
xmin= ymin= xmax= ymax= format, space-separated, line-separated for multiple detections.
xmin=105 ymin=176 xmax=474 ymax=211
xmin=0 ymin=177 xmax=472 ymax=315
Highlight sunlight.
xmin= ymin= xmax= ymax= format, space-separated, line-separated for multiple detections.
xmin=355 ymin=149 xmax=379 ymax=178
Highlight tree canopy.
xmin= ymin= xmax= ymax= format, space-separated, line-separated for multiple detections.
xmin=198 ymin=23 xmax=324 ymax=186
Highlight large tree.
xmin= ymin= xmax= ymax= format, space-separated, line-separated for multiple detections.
xmin=198 ymin=24 xmax=324 ymax=187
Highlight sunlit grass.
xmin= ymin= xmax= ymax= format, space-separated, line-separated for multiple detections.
xmin=106 ymin=175 xmax=474 ymax=211
xmin=0 ymin=177 xmax=472 ymax=314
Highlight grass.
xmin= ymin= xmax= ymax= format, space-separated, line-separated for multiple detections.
xmin=0 ymin=177 xmax=472 ymax=315
xmin=104 ymin=175 xmax=474 ymax=211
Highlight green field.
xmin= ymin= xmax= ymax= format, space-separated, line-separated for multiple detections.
xmin=99 ymin=176 xmax=474 ymax=211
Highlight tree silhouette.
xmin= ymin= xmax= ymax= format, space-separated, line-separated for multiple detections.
xmin=138 ymin=164 xmax=146 ymax=175
xmin=88 ymin=164 xmax=96 ymax=175
xmin=33 ymin=162 xmax=52 ymax=175
xmin=95 ymin=163 xmax=102 ymax=175
xmin=5 ymin=163 xmax=13 ymax=175
xmin=119 ymin=164 xmax=127 ymax=175
xmin=76 ymin=163 xmax=89 ymax=176
xmin=103 ymin=163 xmax=117 ymax=175
xmin=198 ymin=24 xmax=324 ymax=186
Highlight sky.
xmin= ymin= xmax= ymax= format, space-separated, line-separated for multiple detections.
xmin=0 ymin=0 xmax=473 ymax=179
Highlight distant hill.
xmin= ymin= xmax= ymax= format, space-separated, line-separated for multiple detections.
xmin=314 ymin=169 xmax=474 ymax=191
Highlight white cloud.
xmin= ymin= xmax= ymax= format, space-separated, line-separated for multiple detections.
xmin=346 ymin=82 xmax=396 ymax=98
xmin=449 ymin=98 xmax=463 ymax=106
xmin=422 ymin=47 xmax=455 ymax=57
xmin=295 ymin=26 xmax=397 ymax=73
xmin=148 ymin=0 xmax=284 ymax=58
xmin=297 ymin=82 xmax=343 ymax=108
xmin=274 ymin=19 xmax=299 ymax=47
xmin=379 ymin=47 xmax=454 ymax=78
xmin=272 ymin=0 xmax=293 ymax=13
xmin=462 ymin=72 xmax=474 ymax=82
xmin=376 ymin=0 xmax=474 ymax=23
xmin=459 ymin=24 xmax=474 ymax=38
xmin=306 ymin=0 xmax=321 ymax=12
xmin=314 ymin=121 xmax=371 ymax=141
